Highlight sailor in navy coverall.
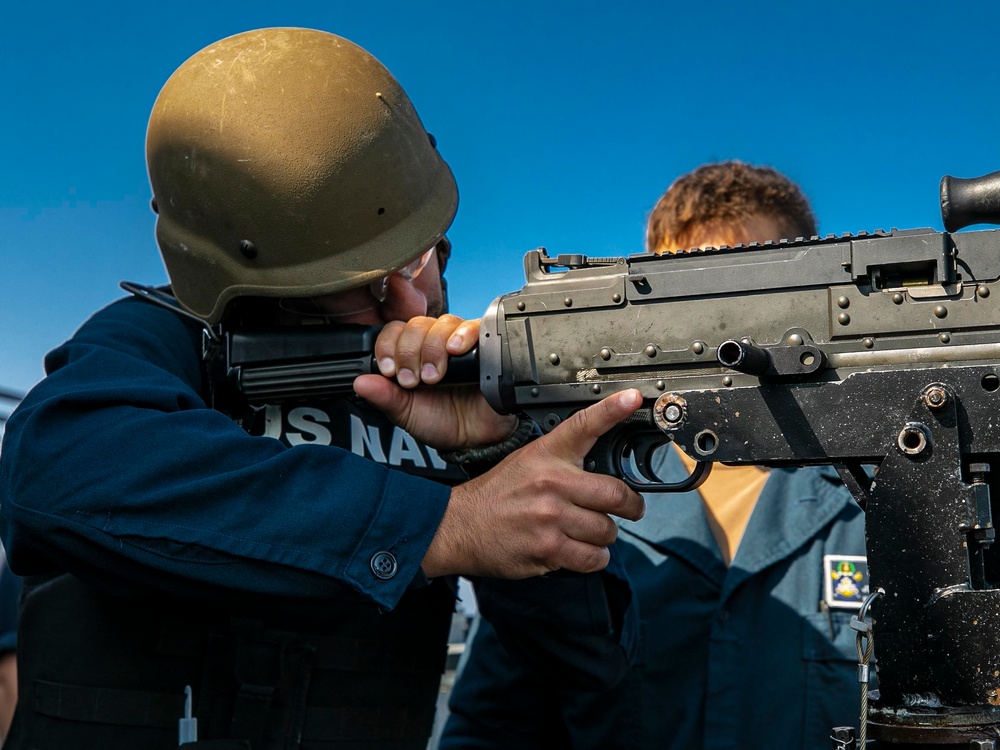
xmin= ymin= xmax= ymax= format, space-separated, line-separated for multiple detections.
xmin=0 ymin=28 xmax=644 ymax=750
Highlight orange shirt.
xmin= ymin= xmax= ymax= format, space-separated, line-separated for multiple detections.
xmin=674 ymin=446 xmax=769 ymax=566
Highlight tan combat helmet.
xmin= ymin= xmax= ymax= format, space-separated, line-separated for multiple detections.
xmin=146 ymin=27 xmax=458 ymax=323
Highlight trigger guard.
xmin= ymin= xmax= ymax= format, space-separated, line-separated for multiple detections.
xmin=619 ymin=454 xmax=712 ymax=493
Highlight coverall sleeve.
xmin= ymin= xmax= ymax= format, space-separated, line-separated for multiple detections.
xmin=441 ymin=615 xmax=570 ymax=750
xmin=0 ymin=298 xmax=450 ymax=610
xmin=472 ymin=545 xmax=638 ymax=691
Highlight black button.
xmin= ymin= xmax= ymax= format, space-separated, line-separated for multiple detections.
xmin=371 ymin=551 xmax=398 ymax=580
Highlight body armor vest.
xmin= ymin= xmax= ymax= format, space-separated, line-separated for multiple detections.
xmin=8 ymin=394 xmax=461 ymax=749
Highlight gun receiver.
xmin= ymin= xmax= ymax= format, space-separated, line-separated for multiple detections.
xmin=480 ymin=227 xmax=1000 ymax=473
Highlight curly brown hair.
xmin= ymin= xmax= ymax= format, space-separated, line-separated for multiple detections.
xmin=645 ymin=161 xmax=817 ymax=253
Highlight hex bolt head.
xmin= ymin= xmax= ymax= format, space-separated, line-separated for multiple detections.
xmin=923 ymin=385 xmax=949 ymax=411
xmin=653 ymin=393 xmax=688 ymax=431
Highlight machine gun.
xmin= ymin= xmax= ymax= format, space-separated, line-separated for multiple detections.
xmin=476 ymin=170 xmax=1000 ymax=749
xmin=146 ymin=171 xmax=1000 ymax=748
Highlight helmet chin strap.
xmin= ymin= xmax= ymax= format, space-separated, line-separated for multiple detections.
xmin=119 ymin=281 xmax=219 ymax=343
xmin=439 ymin=275 xmax=449 ymax=314
xmin=435 ymin=237 xmax=451 ymax=313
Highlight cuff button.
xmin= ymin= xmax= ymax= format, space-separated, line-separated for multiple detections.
xmin=371 ymin=551 xmax=398 ymax=580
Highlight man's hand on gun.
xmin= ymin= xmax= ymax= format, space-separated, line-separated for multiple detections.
xmin=354 ymin=314 xmax=516 ymax=450
xmin=353 ymin=315 xmax=646 ymax=580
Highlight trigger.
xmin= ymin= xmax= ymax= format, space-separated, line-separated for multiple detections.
xmin=631 ymin=433 xmax=667 ymax=483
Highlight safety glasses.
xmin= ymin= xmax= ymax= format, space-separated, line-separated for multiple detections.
xmin=367 ymin=246 xmax=436 ymax=304
xmin=280 ymin=244 xmax=438 ymax=319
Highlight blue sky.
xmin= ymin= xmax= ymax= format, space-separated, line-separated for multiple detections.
xmin=2 ymin=1 xmax=999 ymax=394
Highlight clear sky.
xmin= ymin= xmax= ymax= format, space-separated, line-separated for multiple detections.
xmin=2 ymin=1 xmax=999 ymax=395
